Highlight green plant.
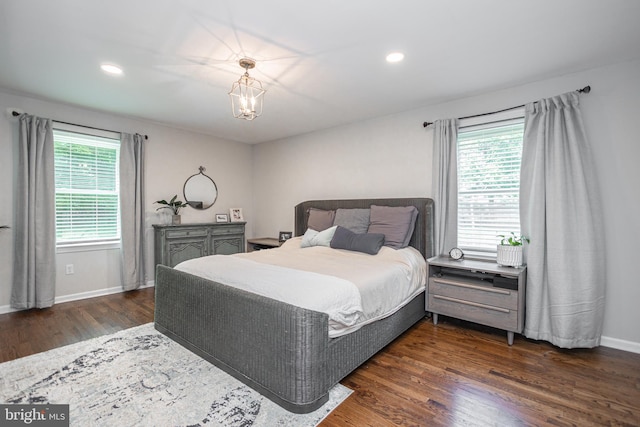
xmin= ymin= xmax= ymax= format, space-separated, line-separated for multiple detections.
xmin=498 ymin=232 xmax=530 ymax=246
xmin=155 ymin=195 xmax=187 ymax=215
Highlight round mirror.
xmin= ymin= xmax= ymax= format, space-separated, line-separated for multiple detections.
xmin=183 ymin=166 xmax=218 ymax=210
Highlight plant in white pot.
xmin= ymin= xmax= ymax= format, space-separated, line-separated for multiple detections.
xmin=496 ymin=232 xmax=530 ymax=267
xmin=155 ymin=195 xmax=187 ymax=225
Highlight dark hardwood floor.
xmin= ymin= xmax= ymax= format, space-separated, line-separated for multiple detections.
xmin=0 ymin=288 xmax=155 ymax=363
xmin=323 ymin=319 xmax=640 ymax=427
xmin=1 ymin=289 xmax=639 ymax=426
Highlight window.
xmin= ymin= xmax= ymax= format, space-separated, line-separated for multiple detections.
xmin=457 ymin=114 xmax=524 ymax=257
xmin=53 ymin=125 xmax=120 ymax=246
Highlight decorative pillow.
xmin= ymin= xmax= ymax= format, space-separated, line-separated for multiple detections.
xmin=307 ymin=208 xmax=335 ymax=231
xmin=301 ymin=226 xmax=338 ymax=248
xmin=333 ymin=208 xmax=370 ymax=234
xmin=330 ymin=226 xmax=385 ymax=255
xmin=368 ymin=205 xmax=418 ymax=249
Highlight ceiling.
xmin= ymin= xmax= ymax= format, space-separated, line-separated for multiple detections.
xmin=1 ymin=1 xmax=640 ymax=144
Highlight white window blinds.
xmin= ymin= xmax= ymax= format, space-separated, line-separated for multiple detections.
xmin=457 ymin=117 xmax=524 ymax=255
xmin=53 ymin=129 xmax=120 ymax=244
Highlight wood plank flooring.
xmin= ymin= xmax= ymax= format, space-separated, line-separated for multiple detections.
xmin=0 ymin=288 xmax=155 ymax=363
xmin=1 ymin=289 xmax=638 ymax=426
xmin=323 ymin=318 xmax=640 ymax=426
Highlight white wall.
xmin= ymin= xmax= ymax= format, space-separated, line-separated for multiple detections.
xmin=0 ymin=90 xmax=253 ymax=310
xmin=252 ymin=60 xmax=640 ymax=349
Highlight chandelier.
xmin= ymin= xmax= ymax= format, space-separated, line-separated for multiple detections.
xmin=228 ymin=58 xmax=265 ymax=121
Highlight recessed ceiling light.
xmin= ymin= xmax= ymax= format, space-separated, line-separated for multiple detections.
xmin=100 ymin=63 xmax=123 ymax=76
xmin=386 ymin=52 xmax=405 ymax=63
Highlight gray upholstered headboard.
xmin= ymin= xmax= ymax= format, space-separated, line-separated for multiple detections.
xmin=294 ymin=198 xmax=434 ymax=260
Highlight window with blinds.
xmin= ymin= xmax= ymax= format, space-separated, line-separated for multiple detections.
xmin=53 ymin=128 xmax=120 ymax=245
xmin=457 ymin=117 xmax=524 ymax=256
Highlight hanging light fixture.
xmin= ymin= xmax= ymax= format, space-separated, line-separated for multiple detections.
xmin=228 ymin=58 xmax=265 ymax=121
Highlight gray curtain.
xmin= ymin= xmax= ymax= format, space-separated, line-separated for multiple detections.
xmin=119 ymin=133 xmax=146 ymax=291
xmin=432 ymin=119 xmax=459 ymax=256
xmin=520 ymin=92 xmax=605 ymax=348
xmin=11 ymin=115 xmax=56 ymax=309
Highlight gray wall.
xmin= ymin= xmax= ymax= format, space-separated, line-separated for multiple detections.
xmin=0 ymin=90 xmax=254 ymax=309
xmin=252 ymin=60 xmax=640 ymax=350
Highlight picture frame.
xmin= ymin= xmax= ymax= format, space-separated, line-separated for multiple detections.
xmin=215 ymin=213 xmax=229 ymax=223
xmin=229 ymin=208 xmax=244 ymax=222
xmin=278 ymin=231 xmax=293 ymax=243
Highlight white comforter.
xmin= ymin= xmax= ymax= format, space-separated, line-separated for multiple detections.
xmin=175 ymin=237 xmax=426 ymax=337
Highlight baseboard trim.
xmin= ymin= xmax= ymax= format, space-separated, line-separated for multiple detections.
xmin=0 ymin=281 xmax=155 ymax=315
xmin=600 ymin=335 xmax=640 ymax=354
xmin=2 ymin=287 xmax=638 ymax=355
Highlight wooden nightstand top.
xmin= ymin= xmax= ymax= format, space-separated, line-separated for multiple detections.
xmin=247 ymin=237 xmax=281 ymax=247
xmin=247 ymin=237 xmax=282 ymax=251
xmin=427 ymin=255 xmax=526 ymax=276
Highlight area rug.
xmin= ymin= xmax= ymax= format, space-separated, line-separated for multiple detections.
xmin=0 ymin=323 xmax=351 ymax=426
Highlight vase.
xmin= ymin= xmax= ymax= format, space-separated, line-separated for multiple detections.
xmin=496 ymin=245 xmax=523 ymax=267
xmin=172 ymin=215 xmax=181 ymax=225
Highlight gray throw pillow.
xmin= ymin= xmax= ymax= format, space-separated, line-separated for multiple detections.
xmin=333 ymin=208 xmax=370 ymax=234
xmin=330 ymin=226 xmax=385 ymax=255
xmin=307 ymin=208 xmax=335 ymax=231
xmin=368 ymin=205 xmax=418 ymax=249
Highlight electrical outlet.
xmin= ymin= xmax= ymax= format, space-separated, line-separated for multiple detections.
xmin=65 ymin=264 xmax=74 ymax=275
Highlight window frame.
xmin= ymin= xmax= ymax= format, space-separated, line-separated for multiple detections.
xmin=456 ymin=108 xmax=525 ymax=259
xmin=53 ymin=122 xmax=121 ymax=251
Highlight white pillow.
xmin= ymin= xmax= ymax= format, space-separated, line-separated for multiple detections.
xmin=301 ymin=226 xmax=337 ymax=248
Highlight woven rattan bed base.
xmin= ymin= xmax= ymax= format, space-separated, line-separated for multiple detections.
xmin=155 ymin=265 xmax=425 ymax=413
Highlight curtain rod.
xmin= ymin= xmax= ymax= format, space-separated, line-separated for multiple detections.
xmin=422 ymin=85 xmax=591 ymax=128
xmin=10 ymin=110 xmax=148 ymax=140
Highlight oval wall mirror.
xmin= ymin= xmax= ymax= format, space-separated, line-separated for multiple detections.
xmin=183 ymin=166 xmax=218 ymax=210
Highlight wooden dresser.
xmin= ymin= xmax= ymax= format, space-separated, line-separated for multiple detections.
xmin=153 ymin=222 xmax=245 ymax=267
xmin=426 ymin=256 xmax=526 ymax=345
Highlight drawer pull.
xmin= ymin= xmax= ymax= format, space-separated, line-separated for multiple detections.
xmin=433 ymin=295 xmax=511 ymax=313
xmin=433 ymin=278 xmax=512 ymax=295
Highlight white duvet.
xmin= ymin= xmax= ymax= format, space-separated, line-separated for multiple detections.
xmin=174 ymin=236 xmax=426 ymax=337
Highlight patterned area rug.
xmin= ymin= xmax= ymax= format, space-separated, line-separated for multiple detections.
xmin=0 ymin=324 xmax=351 ymax=426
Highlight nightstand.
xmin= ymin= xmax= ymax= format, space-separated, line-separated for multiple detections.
xmin=426 ymin=256 xmax=526 ymax=345
xmin=247 ymin=237 xmax=281 ymax=252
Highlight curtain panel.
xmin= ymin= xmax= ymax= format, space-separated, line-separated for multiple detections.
xmin=11 ymin=115 xmax=56 ymax=309
xmin=119 ymin=133 xmax=146 ymax=290
xmin=520 ymin=92 xmax=605 ymax=348
xmin=432 ymin=119 xmax=459 ymax=256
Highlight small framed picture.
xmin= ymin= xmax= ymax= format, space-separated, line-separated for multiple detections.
xmin=230 ymin=208 xmax=244 ymax=222
xmin=279 ymin=231 xmax=293 ymax=243
xmin=215 ymin=213 xmax=229 ymax=223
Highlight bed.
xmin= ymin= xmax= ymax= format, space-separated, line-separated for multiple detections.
xmin=154 ymin=197 xmax=434 ymax=413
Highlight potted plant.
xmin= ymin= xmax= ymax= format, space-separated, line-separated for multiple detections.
xmin=496 ymin=232 xmax=530 ymax=267
xmin=155 ymin=195 xmax=187 ymax=225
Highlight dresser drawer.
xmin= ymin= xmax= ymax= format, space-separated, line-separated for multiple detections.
xmin=213 ymin=226 xmax=245 ymax=235
xmin=429 ymin=277 xmax=518 ymax=310
xmin=428 ymin=293 xmax=519 ymax=332
xmin=165 ymin=229 xmax=208 ymax=238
